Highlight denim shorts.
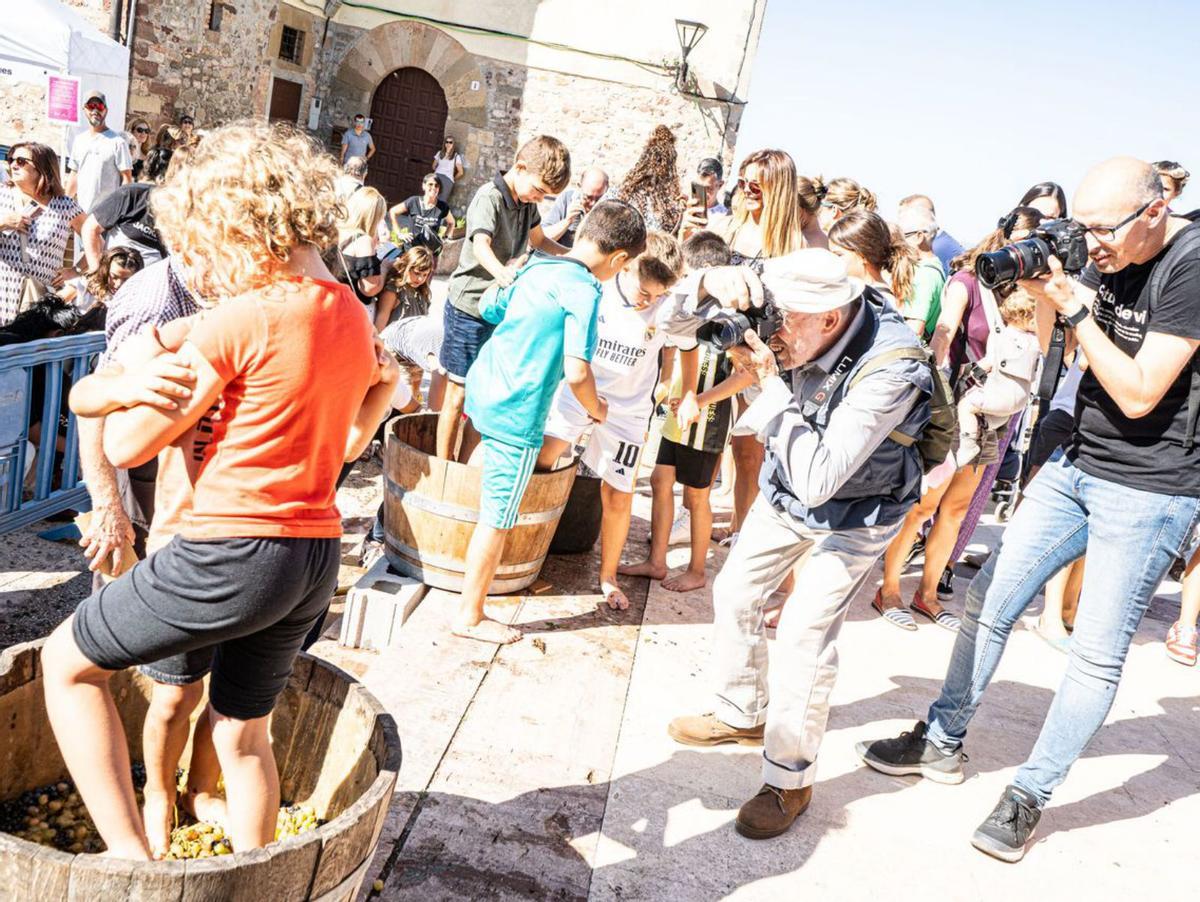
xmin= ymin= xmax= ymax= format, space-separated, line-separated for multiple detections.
xmin=479 ymin=436 xmax=539 ymax=530
xmin=439 ymin=302 xmax=495 ymax=383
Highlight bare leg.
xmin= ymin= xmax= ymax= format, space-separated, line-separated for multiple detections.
xmin=599 ymin=482 xmax=635 ymax=610
xmin=879 ymin=479 xmax=950 ymax=612
xmin=1061 ymin=555 xmax=1085 ymax=630
xmin=183 ymin=705 xmax=226 ymax=825
xmin=620 ymin=464 xmax=672 ymax=579
xmin=427 ymin=370 xmax=447 ymax=413
xmin=453 ymin=523 xmax=520 ymax=644
xmin=436 ymin=380 xmax=465 ymax=460
xmin=208 ymin=709 xmax=277 ymax=850
xmin=142 ymin=680 xmax=204 ymax=856
xmin=663 ymin=483 xmax=712 ymax=593
xmin=458 ymin=419 xmax=483 ymax=464
xmin=916 ymin=464 xmax=987 ymax=613
xmin=41 ymin=619 xmax=150 ymax=860
xmin=537 ymin=436 xmax=572 ymax=472
xmin=730 ymin=434 xmax=763 ymax=534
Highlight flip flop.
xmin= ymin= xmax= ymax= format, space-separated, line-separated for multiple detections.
xmin=911 ymin=596 xmax=962 ymax=632
xmin=1032 ymin=623 xmax=1071 ymax=654
xmin=872 ymin=589 xmax=916 ymax=631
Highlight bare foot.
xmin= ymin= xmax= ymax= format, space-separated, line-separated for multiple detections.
xmin=141 ymin=789 xmax=175 ymax=859
xmin=710 ymin=526 xmax=734 ymax=543
xmin=182 ymin=789 xmax=228 ymax=827
xmin=662 ymin=569 xmax=707 ymax=593
xmin=602 ymin=581 xmax=630 ymax=611
xmin=452 ymin=617 xmax=522 ymax=645
xmin=618 ymin=559 xmax=667 ymax=580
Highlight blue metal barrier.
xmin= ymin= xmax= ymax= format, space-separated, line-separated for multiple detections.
xmin=0 ymin=332 xmax=106 ymax=534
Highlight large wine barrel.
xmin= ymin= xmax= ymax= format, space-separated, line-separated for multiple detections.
xmin=548 ymin=467 xmax=603 ymax=555
xmin=383 ymin=414 xmax=575 ymax=593
xmin=0 ymin=640 xmax=401 ymax=902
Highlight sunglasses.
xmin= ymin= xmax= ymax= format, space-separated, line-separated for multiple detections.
xmin=736 ymin=178 xmax=763 ymax=198
xmin=181 ymin=119 xmax=194 ymax=125
xmin=9 ymin=157 xmax=33 ymax=169
xmin=84 ymin=102 xmax=105 ymax=111
xmin=134 ymin=127 xmax=151 ymax=134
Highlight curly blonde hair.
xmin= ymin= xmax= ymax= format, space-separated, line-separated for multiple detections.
xmin=151 ymin=121 xmax=341 ymax=297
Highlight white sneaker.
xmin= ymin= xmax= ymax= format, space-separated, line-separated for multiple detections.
xmin=668 ymin=508 xmax=692 ymax=546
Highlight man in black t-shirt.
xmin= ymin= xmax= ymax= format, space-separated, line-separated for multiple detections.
xmin=80 ymin=146 xmax=171 ymax=271
xmin=388 ymin=173 xmax=455 ymax=243
xmin=859 ymin=157 xmax=1200 ymax=863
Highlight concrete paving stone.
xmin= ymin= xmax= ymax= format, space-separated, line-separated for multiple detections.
xmin=381 ymin=788 xmax=605 ymax=901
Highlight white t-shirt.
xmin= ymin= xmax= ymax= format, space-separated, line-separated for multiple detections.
xmin=433 ymin=152 xmax=463 ymax=180
xmin=65 ymin=275 xmax=101 ymax=313
xmin=560 ymin=274 xmax=698 ymax=422
xmin=68 ymin=128 xmax=132 ymax=213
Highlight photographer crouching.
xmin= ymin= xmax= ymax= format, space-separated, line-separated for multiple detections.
xmin=859 ymin=157 xmax=1200 ymax=862
xmin=668 ymin=248 xmax=934 ymax=839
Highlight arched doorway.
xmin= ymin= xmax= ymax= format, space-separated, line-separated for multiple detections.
xmin=367 ymin=67 xmax=448 ymax=205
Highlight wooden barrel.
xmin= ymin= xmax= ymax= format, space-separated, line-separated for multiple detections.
xmin=383 ymin=413 xmax=575 ymax=593
xmin=548 ymin=470 xmax=603 ymax=555
xmin=0 ymin=640 xmax=401 ymax=902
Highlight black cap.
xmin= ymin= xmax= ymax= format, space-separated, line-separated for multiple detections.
xmin=697 ymin=157 xmax=724 ymax=179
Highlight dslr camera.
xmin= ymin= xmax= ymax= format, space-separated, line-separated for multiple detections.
xmin=695 ymin=299 xmax=783 ymax=352
xmin=975 ymin=219 xmax=1089 ymax=289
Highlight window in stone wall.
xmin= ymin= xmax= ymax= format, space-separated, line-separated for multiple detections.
xmin=279 ymin=26 xmax=305 ymax=64
xmin=208 ymin=2 xmax=223 ymax=31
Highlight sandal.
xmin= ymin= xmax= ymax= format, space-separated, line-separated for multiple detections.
xmin=1032 ymin=623 xmax=1071 ymax=654
xmin=911 ymin=594 xmax=962 ymax=632
xmin=1166 ymin=621 xmax=1198 ymax=666
xmin=872 ymin=588 xmax=916 ymax=631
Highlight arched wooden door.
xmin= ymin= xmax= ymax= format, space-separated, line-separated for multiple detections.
xmin=367 ymin=67 xmax=449 ymax=205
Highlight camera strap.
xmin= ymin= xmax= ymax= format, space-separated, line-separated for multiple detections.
xmin=1148 ymin=214 xmax=1200 ymax=448
xmin=799 ymin=307 xmax=876 ymax=422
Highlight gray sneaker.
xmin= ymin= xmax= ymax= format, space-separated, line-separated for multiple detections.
xmin=855 ymin=721 xmax=966 ymax=784
xmin=971 ymin=784 xmax=1042 ymax=862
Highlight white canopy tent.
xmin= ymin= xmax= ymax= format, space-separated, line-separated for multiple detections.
xmin=0 ymin=0 xmax=130 ymax=155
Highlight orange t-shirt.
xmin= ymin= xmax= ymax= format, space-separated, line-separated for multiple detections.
xmin=171 ymin=277 xmax=377 ymax=540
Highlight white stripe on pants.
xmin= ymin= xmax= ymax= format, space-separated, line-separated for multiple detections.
xmin=712 ymin=496 xmax=901 ymax=789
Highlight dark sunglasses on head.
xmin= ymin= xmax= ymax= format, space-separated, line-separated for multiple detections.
xmin=736 ymin=178 xmax=763 ymax=198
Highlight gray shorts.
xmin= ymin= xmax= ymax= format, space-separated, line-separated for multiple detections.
xmin=73 ymin=535 xmax=339 ymax=720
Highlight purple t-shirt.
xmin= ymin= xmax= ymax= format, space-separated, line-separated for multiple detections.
xmin=946 ymin=270 xmax=990 ymax=379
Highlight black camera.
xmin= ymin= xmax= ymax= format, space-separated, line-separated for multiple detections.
xmin=695 ymin=300 xmax=783 ymax=352
xmin=975 ymin=219 xmax=1089 ymax=289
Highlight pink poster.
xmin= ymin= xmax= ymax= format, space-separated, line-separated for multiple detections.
xmin=47 ymin=75 xmax=80 ymax=124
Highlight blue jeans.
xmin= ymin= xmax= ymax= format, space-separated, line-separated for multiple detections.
xmin=926 ymin=455 xmax=1200 ymax=806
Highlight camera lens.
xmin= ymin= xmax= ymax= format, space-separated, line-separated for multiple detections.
xmin=976 ymin=238 xmax=1052 ymax=289
xmin=697 ymin=312 xmax=753 ymax=351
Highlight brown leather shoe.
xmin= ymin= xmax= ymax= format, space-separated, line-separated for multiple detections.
xmin=667 ymin=713 xmax=764 ymax=747
xmin=734 ymin=784 xmax=812 ymax=839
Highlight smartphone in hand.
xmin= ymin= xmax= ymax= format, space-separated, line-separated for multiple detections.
xmin=690 ymin=182 xmax=709 ymax=224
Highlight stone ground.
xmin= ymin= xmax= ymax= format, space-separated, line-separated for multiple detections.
xmin=2 ymin=459 xmax=1198 ymax=901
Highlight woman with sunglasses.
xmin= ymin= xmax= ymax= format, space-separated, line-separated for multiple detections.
xmin=432 ymin=136 xmax=465 ymax=201
xmin=815 ymin=176 xmax=878 ymax=234
xmin=0 ymin=143 xmax=87 ymax=327
xmin=126 ymin=120 xmax=153 ymax=180
xmin=694 ymin=149 xmax=810 ymax=544
xmin=874 ymin=206 xmax=1044 ymax=633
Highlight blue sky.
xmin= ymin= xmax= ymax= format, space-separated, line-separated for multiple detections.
xmin=735 ymin=0 xmax=1198 ymax=244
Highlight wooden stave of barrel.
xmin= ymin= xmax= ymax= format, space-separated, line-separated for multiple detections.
xmin=383 ymin=414 xmax=576 ymax=593
xmin=0 ymin=640 xmax=401 ymax=902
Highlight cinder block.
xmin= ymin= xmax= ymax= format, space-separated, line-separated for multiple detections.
xmin=338 ymin=557 xmax=428 ymax=650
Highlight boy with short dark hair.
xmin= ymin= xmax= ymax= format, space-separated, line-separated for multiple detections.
xmin=540 ymin=231 xmax=697 ymax=610
xmin=622 ymin=230 xmax=755 ymax=592
xmin=454 ymin=200 xmax=647 ymax=644
xmin=437 ymin=135 xmax=573 ymax=461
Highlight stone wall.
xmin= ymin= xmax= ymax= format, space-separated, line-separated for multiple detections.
xmin=319 ymin=19 xmax=742 ymax=213
xmin=126 ymin=0 xmax=278 ymax=128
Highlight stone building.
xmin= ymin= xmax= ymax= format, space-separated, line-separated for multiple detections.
xmin=26 ymin=1 xmax=766 ymax=210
